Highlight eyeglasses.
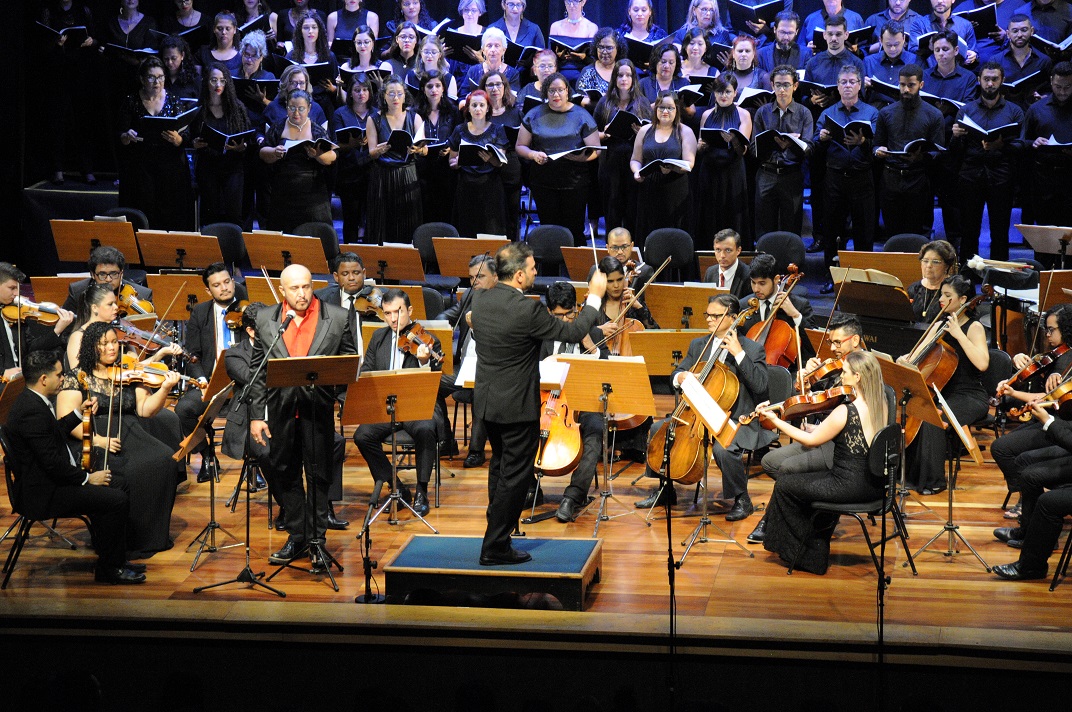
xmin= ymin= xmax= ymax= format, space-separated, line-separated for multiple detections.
xmin=551 ymin=310 xmax=575 ymax=320
xmin=421 ymin=48 xmax=440 ymax=56
xmin=1046 ymin=326 xmax=1059 ymax=334
xmin=95 ymin=271 xmax=122 ymax=280
xmin=565 ymin=0 xmax=584 ymax=4
xmin=772 ymin=82 xmax=794 ymax=89
xmin=462 ymin=6 xmax=481 ymax=12
xmin=837 ymin=78 xmax=859 ymax=85
xmin=828 ymin=338 xmax=849 ymax=348
xmin=547 ymin=87 xmax=568 ymax=95
xmin=504 ymin=1 xmax=525 ymax=8
xmin=398 ymin=34 xmax=417 ymax=41
xmin=606 ymin=244 xmax=631 ymax=253
xmin=386 ymin=90 xmax=406 ymax=98
xmin=287 ymin=105 xmax=309 ymax=112
xmin=145 ymin=74 xmax=166 ymax=83
xmin=598 ymin=45 xmax=617 ymax=52
xmin=704 ymin=312 xmax=727 ymax=319
xmin=354 ymin=38 xmax=373 ymax=45
xmin=484 ymin=81 xmax=504 ymax=88
xmin=535 ymin=62 xmax=556 ymax=70
xmin=656 ymin=105 xmax=675 ymax=112
xmin=920 ymin=258 xmax=946 ymax=265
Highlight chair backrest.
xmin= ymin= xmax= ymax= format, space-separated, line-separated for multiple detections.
xmin=421 ymin=286 xmax=445 ymax=318
xmin=644 ymin=228 xmax=696 ymax=282
xmin=293 ymin=221 xmax=340 ymax=263
xmin=412 ymin=222 xmax=460 ymax=274
xmin=525 ymin=225 xmax=571 ymax=276
xmin=99 ymin=207 xmax=149 ymax=231
xmin=982 ymin=348 xmax=1015 ymax=397
xmin=755 ymin=232 xmax=805 ymax=276
xmin=0 ymin=426 xmax=19 ymax=513
xmin=883 ymin=234 xmax=929 ymax=253
xmin=766 ymin=364 xmax=794 ymax=404
xmin=868 ymin=424 xmax=903 ymax=508
xmin=201 ymin=222 xmax=247 ymax=269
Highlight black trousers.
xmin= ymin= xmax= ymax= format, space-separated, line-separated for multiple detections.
xmin=959 ymin=169 xmax=1014 ymax=262
xmin=755 ymin=167 xmax=804 ymax=238
xmin=263 ymin=401 xmax=335 ymax=542
xmin=354 ymin=418 xmax=437 ymax=486
xmin=561 ymin=412 xmax=604 ymax=505
xmin=175 ymin=389 xmax=207 ymax=455
xmin=880 ymin=167 xmax=930 ymax=237
xmin=823 ymin=168 xmax=875 ymax=268
xmin=483 ymin=419 xmax=539 ymax=556
xmin=1008 ymin=455 xmax=1072 ymax=542
xmin=990 ymin=421 xmax=1067 ymax=492
xmin=1017 ymin=486 xmax=1072 ymax=572
xmin=645 ymin=417 xmax=748 ymax=500
xmin=46 ymin=481 xmax=129 ymax=569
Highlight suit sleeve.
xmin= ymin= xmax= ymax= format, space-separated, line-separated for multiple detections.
xmin=361 ymin=329 xmax=385 ymax=374
xmin=672 ymin=338 xmax=707 ymax=382
xmin=185 ymin=308 xmax=209 ymax=380
xmin=1045 ymin=418 xmax=1072 ymax=454
xmin=248 ymin=324 xmax=268 ymax=418
xmin=737 ymin=338 xmax=770 ymax=398
xmin=529 ymin=301 xmax=601 ymax=345
xmin=18 ymin=405 xmax=86 ymax=486
xmin=225 ymin=346 xmax=252 ymax=386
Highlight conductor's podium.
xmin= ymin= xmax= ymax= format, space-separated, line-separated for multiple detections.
xmin=383 ymin=535 xmax=602 ymax=611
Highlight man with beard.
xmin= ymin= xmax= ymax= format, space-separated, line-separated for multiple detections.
xmin=874 ymin=64 xmax=946 ymax=237
xmin=951 ymin=62 xmax=1025 ymax=261
xmin=757 ymin=12 xmax=811 ymax=72
xmin=997 ymin=15 xmax=1054 ymax=109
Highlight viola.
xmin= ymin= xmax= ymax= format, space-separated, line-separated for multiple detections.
xmin=116 ymin=283 xmax=156 ymax=318
xmin=1 ymin=298 xmax=63 ymax=326
xmin=1003 ymin=344 xmax=1070 ymax=392
xmin=396 ymin=322 xmax=444 ymax=363
xmin=80 ymin=396 xmax=94 ymax=471
xmin=114 ymin=318 xmax=199 ymax=363
xmin=739 ymin=386 xmax=857 ymax=430
xmin=1007 ymin=377 xmax=1072 ymax=420
xmin=802 ymin=358 xmax=843 ymax=389
xmin=224 ymin=300 xmax=250 ymax=330
xmin=746 ymin=265 xmax=804 ymax=369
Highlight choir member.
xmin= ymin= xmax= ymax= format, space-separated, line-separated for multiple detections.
xmin=696 ymin=74 xmax=752 ymax=248
xmin=415 ymin=70 xmax=462 ymax=223
xmin=548 ymin=1 xmax=598 ymax=83
xmin=332 ymin=71 xmax=375 ymax=243
xmin=192 ymin=63 xmax=252 ymax=227
xmin=327 ymin=0 xmax=380 ymax=47
xmin=411 ymin=34 xmax=460 ymax=100
xmin=757 ymin=12 xmax=811 ymax=73
xmin=673 ymin=0 xmax=735 ymax=47
xmin=800 ymin=0 xmax=865 ymax=53
xmin=727 ymin=35 xmax=772 ymax=95
xmin=577 ymin=27 xmax=624 ymax=103
xmin=630 ymin=90 xmax=697 ymax=242
xmin=287 ymin=10 xmax=340 ymax=121
xmin=385 ymin=0 xmax=439 ymax=35
xmin=594 ymin=59 xmax=652 ymax=236
xmin=481 ymin=69 xmax=522 ymax=240
xmin=160 ymin=35 xmax=201 ymax=101
xmin=448 ymin=89 xmax=509 ymax=236
xmin=863 ymin=21 xmax=917 ymax=110
xmin=488 ymin=0 xmax=545 ymax=48
xmin=463 ymin=27 xmax=521 ymax=98
xmin=908 ymin=0 xmax=978 ymax=62
xmin=365 ymin=76 xmax=425 ymax=244
xmin=1023 ymin=61 xmax=1072 ymax=231
xmin=380 ymin=21 xmax=420 ymax=77
xmin=865 ymin=0 xmax=922 ymax=55
xmin=640 ymin=42 xmax=688 ymax=102
xmin=619 ymin=0 xmax=668 ymax=42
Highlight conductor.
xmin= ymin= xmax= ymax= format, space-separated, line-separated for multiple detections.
xmin=470 ymin=242 xmax=607 ymax=565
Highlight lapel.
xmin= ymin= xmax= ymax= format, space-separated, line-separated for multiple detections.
xmin=269 ymin=303 xmax=291 ymax=358
xmin=306 ymin=300 xmax=332 ymax=357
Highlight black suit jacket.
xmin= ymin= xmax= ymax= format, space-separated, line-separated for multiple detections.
xmin=4 ymin=390 xmax=86 ymax=519
xmin=672 ymin=333 xmax=771 ymax=451
xmin=737 ymin=292 xmax=817 ymax=363
xmin=221 ymin=338 xmax=266 ymax=461
xmin=703 ymin=260 xmax=753 ymax=300
xmin=184 ymin=300 xmax=227 ymax=381
xmin=62 ymin=278 xmax=152 ymax=314
xmin=362 ymin=325 xmax=443 ymax=374
xmin=0 ymin=319 xmax=64 ymax=372
xmin=472 ymin=283 xmax=601 ymax=424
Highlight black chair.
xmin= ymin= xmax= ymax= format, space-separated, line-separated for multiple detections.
xmin=1050 ymin=529 xmax=1072 ymax=591
xmin=451 ymin=388 xmax=474 ymax=448
xmin=421 ymin=286 xmax=445 ymax=319
xmin=883 ymin=234 xmax=929 ymax=253
xmin=382 ymin=433 xmax=442 ymax=508
xmin=755 ymin=232 xmax=806 ymax=275
xmin=411 ymin=222 xmax=462 ymax=293
xmin=293 ymin=221 xmax=340 ymax=264
xmin=787 ymin=423 xmax=918 ymax=577
xmin=99 ymin=207 xmax=149 ymax=231
xmin=201 ymin=222 xmax=247 ymax=269
xmin=525 ymin=224 xmax=572 ymax=293
xmin=972 ymin=348 xmax=1015 ymax=439
xmin=644 ymin=228 xmax=696 ymax=282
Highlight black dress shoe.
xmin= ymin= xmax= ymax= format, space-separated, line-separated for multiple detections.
xmin=820 ymin=281 xmax=835 ymax=295
xmin=413 ymin=490 xmax=430 ymax=516
xmin=196 ymin=460 xmax=213 ymax=483
xmin=326 ymin=503 xmax=349 ymax=530
xmin=806 ymin=239 xmax=824 ymax=253
xmin=268 ymin=539 xmax=308 ymax=564
xmin=464 ymin=451 xmax=486 ymax=468
xmin=994 ymin=527 xmax=1025 ymax=547
xmin=439 ymin=439 xmax=460 ymax=458
xmin=525 ymin=487 xmax=545 ymax=508
xmin=746 ymin=518 xmax=767 ymax=543
xmin=123 ymin=561 xmax=147 ymax=573
xmin=725 ymin=493 xmax=755 ymax=522
xmin=635 ymin=486 xmax=677 ymax=508
xmin=556 ymin=496 xmax=582 ymax=522
xmin=993 ymin=561 xmax=1047 ymax=581
xmin=95 ymin=566 xmax=146 ymax=584
xmin=274 ymin=506 xmax=287 ymax=531
xmin=479 ymin=547 xmax=532 ymax=566
xmin=619 ymin=448 xmax=647 ymax=463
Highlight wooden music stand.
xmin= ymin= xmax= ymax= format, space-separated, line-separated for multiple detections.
xmin=1018 ymin=224 xmax=1072 ymax=270
xmin=245 ymin=232 xmax=330 ymax=275
xmin=804 ymin=328 xmax=836 ymax=362
xmin=137 ymin=230 xmax=224 ymax=270
xmin=830 ymin=266 xmax=915 ymax=323
xmin=144 ymin=275 xmax=205 ymax=321
xmin=342 ymin=244 xmax=426 ymax=283
xmin=204 ymin=352 xmax=236 ymax=403
xmin=560 ymin=247 xmax=616 ymax=280
xmin=50 ymin=219 xmax=141 ymax=265
xmin=628 ymin=330 xmax=709 ymax=376
xmin=1037 ymin=271 xmax=1072 ymax=312
xmin=29 ymin=276 xmax=83 ymax=306
xmin=838 ymin=251 xmax=920 ymax=295
xmin=0 ymin=376 xmax=26 ymax=425
xmin=645 ymin=284 xmax=726 ymax=330
xmin=243 ymin=277 xmax=329 ymax=306
xmin=432 ymin=237 xmax=509 ymax=279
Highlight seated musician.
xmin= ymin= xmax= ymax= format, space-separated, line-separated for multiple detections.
xmin=61 ymin=246 xmax=153 ymax=315
xmin=0 ymin=262 xmax=74 ymax=382
xmin=898 ymin=275 xmax=989 ymax=495
xmin=313 ymin=251 xmax=380 ymax=362
xmin=541 ymin=281 xmax=607 ymax=523
xmin=991 ymin=304 xmax=1072 ymax=519
xmin=635 ymin=294 xmax=770 ymax=522
xmin=353 ymin=289 xmax=446 ymax=516
xmin=749 ymin=312 xmax=869 ymax=543
xmin=737 ymin=253 xmax=816 ymax=366
xmin=758 ymin=350 xmax=890 ymax=575
xmin=702 ymin=229 xmax=753 ymax=300
xmin=906 ymin=239 xmax=957 ymax=324
xmin=435 ymin=255 xmax=498 ymax=469
xmin=586 ymin=229 xmax=656 ymax=296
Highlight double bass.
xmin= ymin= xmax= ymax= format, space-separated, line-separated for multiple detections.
xmin=746 ymin=265 xmax=804 ymax=369
xmin=645 ymin=301 xmax=759 ymax=485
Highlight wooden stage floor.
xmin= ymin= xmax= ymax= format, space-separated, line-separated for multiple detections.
xmin=2 ymin=396 xmax=1071 ymax=679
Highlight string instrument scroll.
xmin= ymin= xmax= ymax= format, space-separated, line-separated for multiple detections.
xmin=746 ymin=264 xmax=804 ymax=369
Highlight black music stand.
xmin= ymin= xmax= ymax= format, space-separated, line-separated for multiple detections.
xmin=558 ymin=355 xmax=656 ymax=536
xmin=263 ymin=354 xmax=362 ymax=592
xmin=174 ymin=383 xmax=241 ymax=570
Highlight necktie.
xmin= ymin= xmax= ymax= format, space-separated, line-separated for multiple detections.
xmin=220 ymin=308 xmax=232 ymax=349
xmin=761 ymin=300 xmax=769 ymax=322
xmin=719 ymin=272 xmax=725 ymax=288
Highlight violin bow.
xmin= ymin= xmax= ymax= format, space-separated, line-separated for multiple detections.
xmin=1030 ymin=272 xmax=1055 ymax=357
xmin=617 ymin=255 xmax=671 ymax=317
xmin=132 ymin=280 xmax=188 ymax=364
xmin=260 ymin=265 xmax=281 ymax=304
xmin=813 ymin=277 xmax=849 ymax=360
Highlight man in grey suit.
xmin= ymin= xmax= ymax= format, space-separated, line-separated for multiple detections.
xmin=248 ymin=265 xmax=357 ymax=567
xmin=470 ymin=243 xmax=607 ymax=565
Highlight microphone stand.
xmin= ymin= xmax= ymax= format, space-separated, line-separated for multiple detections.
xmin=354 ymin=494 xmax=385 ymax=604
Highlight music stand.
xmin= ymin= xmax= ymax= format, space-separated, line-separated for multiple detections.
xmin=830 ymin=266 xmax=916 ymax=323
xmin=645 ymin=284 xmax=726 ymax=331
xmin=558 ymin=355 xmax=656 ymax=536
xmin=50 ymin=219 xmax=141 ymax=265
xmin=137 ymin=230 xmax=224 ymax=270
xmin=29 ymin=276 xmax=83 ymax=307
xmin=263 ymin=354 xmax=362 ymax=592
xmin=432 ymin=237 xmax=509 ymax=279
xmin=173 ymin=383 xmax=242 ymax=571
xmin=341 ymin=369 xmax=441 ymax=532
xmin=628 ymin=330 xmax=708 ymax=376
xmin=675 ymin=373 xmax=752 ymax=564
xmin=245 ymin=232 xmax=330 ymax=275
xmin=804 ymin=328 xmax=836 ymax=362
xmin=560 ymin=247 xmax=637 ymax=281
xmin=342 ymin=244 xmax=426 ymax=283
xmin=838 ymin=251 xmax=921 ymax=294
xmin=1018 ymin=224 xmax=1072 ymax=270
xmin=243 ymin=276 xmax=328 ymax=305
xmin=1036 ymin=270 xmax=1072 ymax=312
xmin=144 ymin=275 xmax=205 ymax=322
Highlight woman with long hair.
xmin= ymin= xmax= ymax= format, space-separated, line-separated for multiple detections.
xmin=274 ymin=0 xmax=313 ymax=51
xmin=159 ymin=34 xmax=201 ymax=101
xmin=695 ymin=73 xmax=752 ymax=248
xmin=411 ymin=34 xmax=459 ymax=100
xmin=480 ymin=69 xmax=521 ymax=239
xmin=197 ymin=11 xmax=241 ymax=75
xmin=287 ymin=10 xmax=340 ymax=121
xmin=593 ymin=59 xmax=651 ymax=235
xmin=759 ymin=350 xmax=890 ymax=574
xmin=332 ymin=72 xmax=377 ymax=243
xmin=415 ymin=70 xmax=461 ymax=223
xmin=192 ymin=63 xmax=252 ymax=226
xmin=673 ymin=0 xmax=733 ymax=46
xmin=379 ymin=21 xmax=420 ymax=77
xmin=629 ymin=89 xmax=696 ymax=243
xmin=448 ymin=89 xmax=508 ymax=236
xmin=340 ymin=24 xmax=379 ymax=75
xmin=67 ymin=284 xmax=182 ymax=371
xmin=365 ymin=76 xmax=425 ymax=243
xmin=235 ymin=0 xmax=277 ymax=44
xmin=263 ymin=64 xmax=328 ymax=129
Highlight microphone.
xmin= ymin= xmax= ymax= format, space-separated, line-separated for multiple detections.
xmin=278 ymin=310 xmax=296 ymax=334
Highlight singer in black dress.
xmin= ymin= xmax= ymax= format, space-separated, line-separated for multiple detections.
xmin=160 ymin=35 xmax=201 ymax=101
xmin=695 ymin=73 xmax=753 ymax=249
xmin=482 ymin=70 xmax=522 ymax=240
xmin=331 ymin=72 xmax=376 ymax=243
xmin=365 ymin=76 xmax=425 ymax=244
xmin=629 ymin=90 xmax=696 ymax=245
xmin=192 ymin=63 xmax=252 ymax=226
xmin=593 ymin=59 xmax=652 ymax=236
xmin=448 ymin=89 xmax=508 ymax=237
xmin=197 ymin=11 xmax=242 ymax=76
xmin=415 ymin=70 xmax=461 ymax=224
xmin=286 ymin=10 xmax=340 ymax=122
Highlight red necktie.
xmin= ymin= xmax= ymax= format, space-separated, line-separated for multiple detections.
xmin=719 ymin=272 xmax=725 ymax=288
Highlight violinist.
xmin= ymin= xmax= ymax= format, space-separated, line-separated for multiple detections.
xmin=595 ymin=256 xmax=660 ymax=332
xmin=991 ymin=303 xmax=1072 ymax=518
xmin=353 ymin=289 xmax=446 ymax=517
xmin=604 ymin=227 xmax=655 ymax=293
xmin=56 ymin=322 xmax=184 ymax=560
xmin=758 ymin=350 xmax=889 ymax=575
xmin=0 ymin=262 xmax=74 ymax=382
xmin=738 ymin=253 xmax=816 ymax=366
xmin=898 ymin=275 xmax=990 ymax=495
xmin=67 ymin=284 xmax=182 ymax=372
xmin=541 ymin=282 xmax=609 ymax=523
xmin=61 ymin=246 xmax=153 ymax=316
xmin=702 ymin=229 xmax=752 ymax=300
xmin=635 ymin=294 xmax=770 ymax=522
xmin=314 ymin=252 xmax=377 ymax=363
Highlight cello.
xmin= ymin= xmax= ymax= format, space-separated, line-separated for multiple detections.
xmin=645 ymin=301 xmax=759 ymax=485
xmin=746 ymin=265 xmax=804 ymax=369
xmin=534 ymin=346 xmax=583 ymax=476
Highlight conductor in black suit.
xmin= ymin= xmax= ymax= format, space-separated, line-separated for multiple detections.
xmin=470 ymin=242 xmax=607 ymax=565
xmin=248 ymin=264 xmax=357 ymax=567
xmin=702 ymin=229 xmax=753 ymax=300
xmin=61 ymin=246 xmax=153 ymax=314
xmin=736 ymin=253 xmax=816 ymax=366
xmin=3 ymin=350 xmax=142 ymax=584
xmin=0 ymin=262 xmax=74 ymax=381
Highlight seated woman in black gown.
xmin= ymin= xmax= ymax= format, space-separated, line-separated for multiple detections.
xmin=760 ymin=350 xmax=890 ymax=574
xmin=594 ymin=59 xmax=652 ymax=236
xmin=197 ymin=11 xmax=241 ymax=76
xmin=629 ymin=89 xmax=696 ymax=246
xmin=56 ymin=321 xmax=184 ymax=559
xmin=258 ymin=88 xmax=338 ymax=231
xmin=286 ymin=10 xmax=341 ymax=122
xmin=331 ymin=71 xmax=376 ymax=243
xmin=192 ymin=63 xmax=252 ymax=226
xmin=696 ymin=73 xmax=753 ymax=249
xmin=160 ymin=35 xmax=201 ymax=101
xmin=448 ymin=88 xmax=508 ymax=236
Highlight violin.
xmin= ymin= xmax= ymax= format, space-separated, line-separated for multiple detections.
xmin=116 ymin=283 xmax=156 ymax=318
xmin=1 ymin=298 xmax=63 ymax=326
xmin=352 ymin=285 xmax=385 ymax=320
xmin=746 ymin=265 xmax=804 ymax=369
xmin=396 ymin=322 xmax=444 ymax=363
xmin=114 ymin=318 xmax=199 ymax=363
xmin=224 ymin=300 xmax=250 ymax=330
xmin=1007 ymin=378 xmax=1072 ymax=420
xmin=1003 ymin=344 xmax=1070 ymax=392
xmin=113 ymin=355 xmax=207 ymax=390
xmin=739 ymin=386 xmax=857 ymax=430
xmin=802 ymin=358 xmax=843 ymax=389
xmin=80 ymin=396 xmax=94 ymax=471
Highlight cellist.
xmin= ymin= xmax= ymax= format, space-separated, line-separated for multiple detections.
xmin=898 ymin=275 xmax=990 ymax=496
xmin=737 ymin=254 xmax=816 ymax=368
xmin=635 ymin=295 xmax=770 ymax=522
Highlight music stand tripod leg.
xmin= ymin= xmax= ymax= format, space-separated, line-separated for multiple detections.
xmin=593 ymin=385 xmax=650 ymax=537
xmin=365 ymin=395 xmax=439 ymax=534
xmin=188 ymin=430 xmax=243 ymax=572
xmin=677 ymin=429 xmax=752 ymax=565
